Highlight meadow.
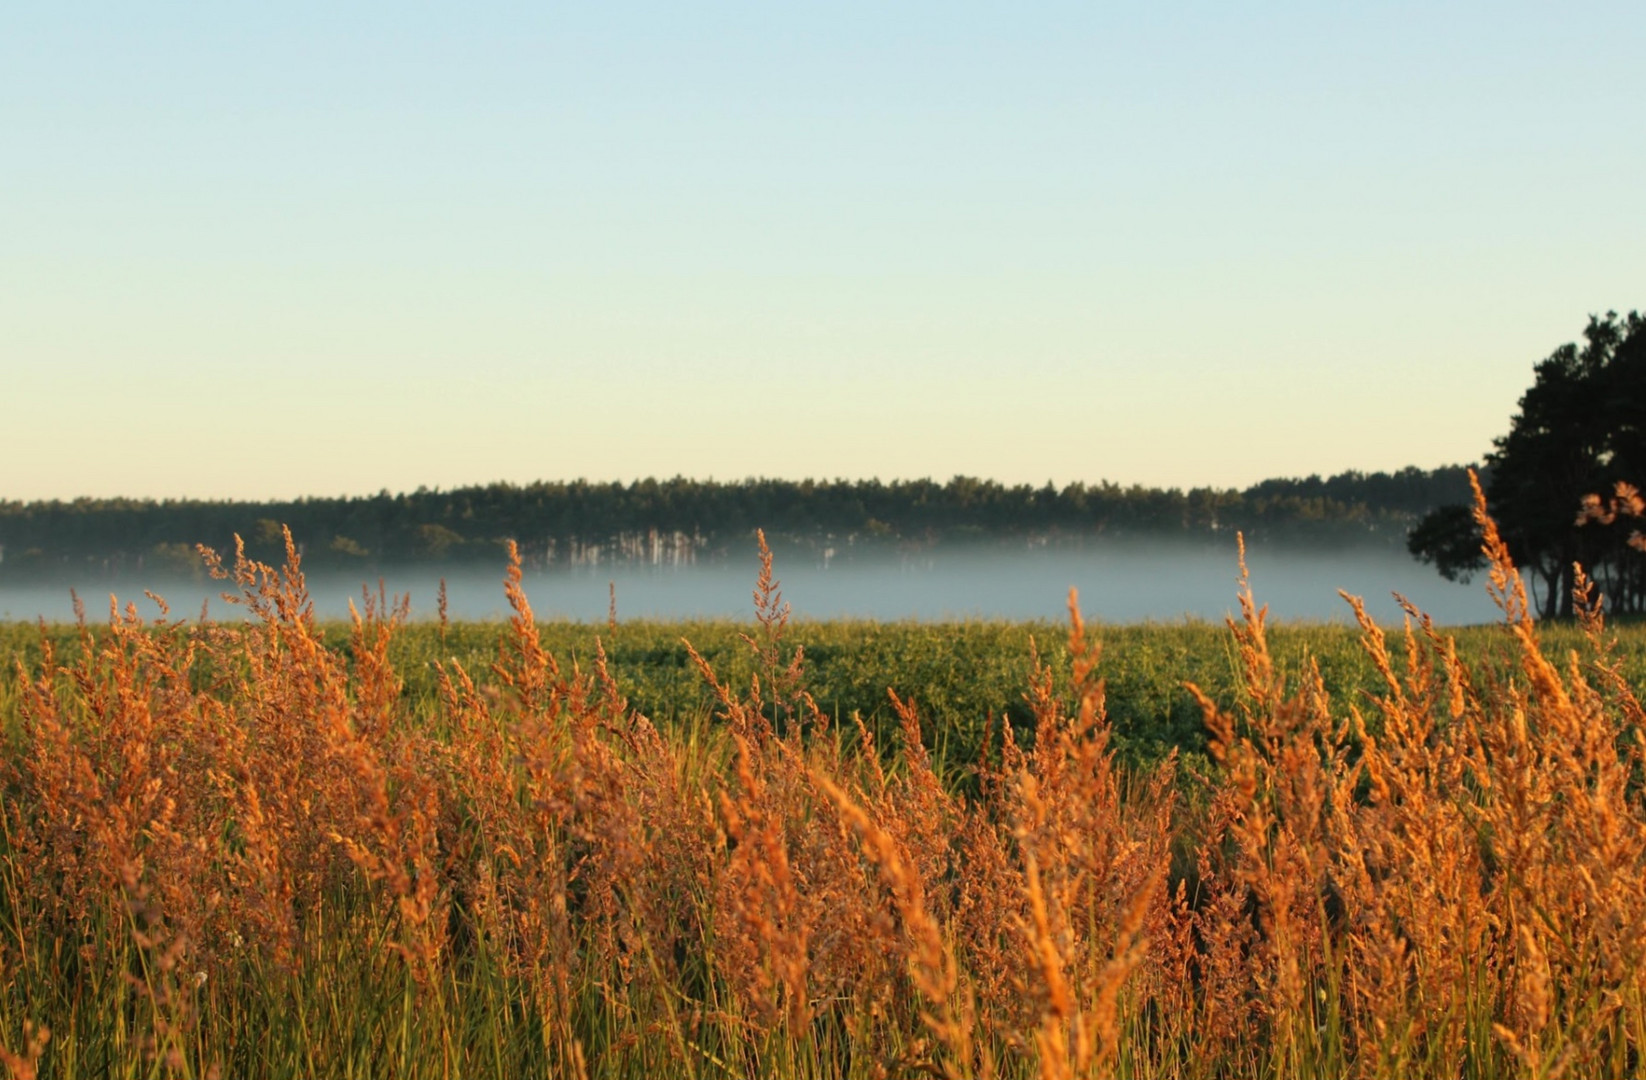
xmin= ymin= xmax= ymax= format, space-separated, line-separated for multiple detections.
xmin=3 ymin=506 xmax=1646 ymax=1078
xmin=12 ymin=606 xmax=1642 ymax=774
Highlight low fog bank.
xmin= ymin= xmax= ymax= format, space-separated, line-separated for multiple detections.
xmin=0 ymin=538 xmax=1507 ymax=626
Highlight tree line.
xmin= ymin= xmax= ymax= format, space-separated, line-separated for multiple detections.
xmin=0 ymin=468 xmax=1478 ymax=582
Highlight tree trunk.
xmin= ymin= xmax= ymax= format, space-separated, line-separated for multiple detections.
xmin=1539 ymin=563 xmax=1560 ymax=621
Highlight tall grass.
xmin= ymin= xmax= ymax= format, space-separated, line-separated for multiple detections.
xmin=13 ymin=616 xmax=1640 ymax=778
xmin=2 ymin=488 xmax=1645 ymax=1078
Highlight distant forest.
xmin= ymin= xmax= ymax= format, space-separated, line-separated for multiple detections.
xmin=0 ymin=467 xmax=1480 ymax=582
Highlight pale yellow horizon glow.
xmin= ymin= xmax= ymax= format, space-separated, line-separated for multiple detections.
xmin=4 ymin=3 xmax=1642 ymax=501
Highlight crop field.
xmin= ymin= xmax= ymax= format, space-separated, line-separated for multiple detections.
xmin=3 ymin=517 xmax=1646 ymax=1078
xmin=11 ymin=605 xmax=1644 ymax=775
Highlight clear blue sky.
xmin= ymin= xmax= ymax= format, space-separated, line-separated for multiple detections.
xmin=4 ymin=2 xmax=1642 ymax=500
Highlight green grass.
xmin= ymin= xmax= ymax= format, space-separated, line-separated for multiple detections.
xmin=9 ymin=614 xmax=1646 ymax=768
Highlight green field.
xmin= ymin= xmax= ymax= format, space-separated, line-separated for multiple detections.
xmin=9 ymin=612 xmax=1644 ymax=768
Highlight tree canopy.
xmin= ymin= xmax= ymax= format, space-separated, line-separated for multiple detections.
xmin=1409 ymin=310 xmax=1646 ymax=617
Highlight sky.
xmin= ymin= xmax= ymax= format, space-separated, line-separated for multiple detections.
xmin=3 ymin=1 xmax=1643 ymax=502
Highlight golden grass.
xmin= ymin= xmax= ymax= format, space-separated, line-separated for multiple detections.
xmin=2 ymin=489 xmax=1646 ymax=1078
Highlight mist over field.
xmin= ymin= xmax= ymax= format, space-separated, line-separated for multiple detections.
xmin=0 ymin=538 xmax=1504 ymax=626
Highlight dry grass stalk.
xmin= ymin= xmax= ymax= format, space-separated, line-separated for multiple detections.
xmin=0 ymin=1022 xmax=48 ymax=1080
xmin=8 ymin=494 xmax=1646 ymax=1078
